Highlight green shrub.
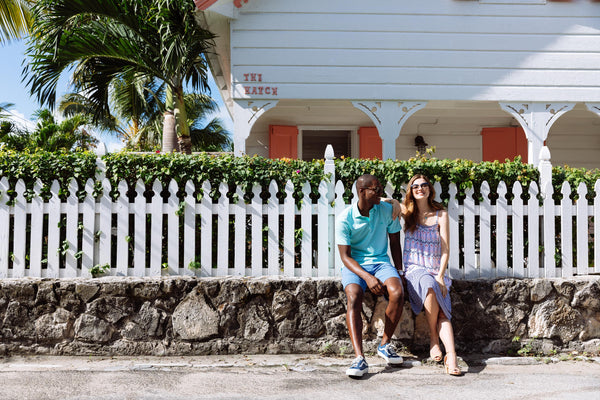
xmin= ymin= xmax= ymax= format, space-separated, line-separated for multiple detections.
xmin=1 ymin=150 xmax=599 ymax=202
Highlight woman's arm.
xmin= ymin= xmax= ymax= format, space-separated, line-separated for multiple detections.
xmin=381 ymin=198 xmax=405 ymax=220
xmin=436 ymin=209 xmax=450 ymax=296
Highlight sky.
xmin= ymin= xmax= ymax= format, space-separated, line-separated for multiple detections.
xmin=0 ymin=39 xmax=233 ymax=153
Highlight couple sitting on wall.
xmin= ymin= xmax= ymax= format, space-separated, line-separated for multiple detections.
xmin=335 ymin=174 xmax=461 ymax=378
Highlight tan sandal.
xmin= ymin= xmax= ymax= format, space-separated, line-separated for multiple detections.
xmin=444 ymin=353 xmax=462 ymax=376
xmin=429 ymin=345 xmax=443 ymax=363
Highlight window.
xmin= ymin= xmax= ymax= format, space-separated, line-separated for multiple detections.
xmin=301 ymin=130 xmax=351 ymax=161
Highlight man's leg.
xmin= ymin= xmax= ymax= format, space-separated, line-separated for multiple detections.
xmin=381 ymin=276 xmax=404 ymax=345
xmin=375 ymin=274 xmax=404 ymax=365
xmin=344 ymin=283 xmax=364 ymax=357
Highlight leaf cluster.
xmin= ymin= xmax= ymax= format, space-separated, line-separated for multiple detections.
xmin=0 ymin=149 xmax=97 ymax=199
xmin=1 ymin=151 xmax=599 ymax=202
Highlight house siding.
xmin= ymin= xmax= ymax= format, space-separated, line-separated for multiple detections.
xmin=229 ymin=0 xmax=600 ymax=102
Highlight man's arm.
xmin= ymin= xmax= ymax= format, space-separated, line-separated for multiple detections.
xmin=338 ymin=244 xmax=385 ymax=295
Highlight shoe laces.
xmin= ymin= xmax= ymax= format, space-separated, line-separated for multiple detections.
xmin=384 ymin=343 xmax=398 ymax=356
xmin=350 ymin=356 xmax=365 ymax=367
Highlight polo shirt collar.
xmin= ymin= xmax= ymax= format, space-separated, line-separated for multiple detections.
xmin=353 ymin=202 xmax=376 ymax=219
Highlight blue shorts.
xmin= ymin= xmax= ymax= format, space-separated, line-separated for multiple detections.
xmin=341 ymin=262 xmax=401 ymax=291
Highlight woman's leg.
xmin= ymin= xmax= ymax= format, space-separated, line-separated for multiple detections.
xmin=438 ymin=311 xmax=459 ymax=371
xmin=423 ymin=288 xmax=442 ymax=358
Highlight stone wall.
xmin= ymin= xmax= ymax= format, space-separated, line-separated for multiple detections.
xmin=0 ymin=276 xmax=599 ymax=356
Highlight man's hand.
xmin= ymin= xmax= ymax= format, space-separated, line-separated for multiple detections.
xmin=365 ymin=275 xmax=385 ymax=296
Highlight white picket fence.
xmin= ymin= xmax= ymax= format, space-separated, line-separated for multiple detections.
xmin=0 ymin=171 xmax=599 ymax=279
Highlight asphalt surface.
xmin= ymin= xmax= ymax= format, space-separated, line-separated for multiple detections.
xmin=0 ymin=354 xmax=599 ymax=400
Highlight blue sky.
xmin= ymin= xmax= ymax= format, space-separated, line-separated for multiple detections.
xmin=0 ymin=39 xmax=233 ymax=152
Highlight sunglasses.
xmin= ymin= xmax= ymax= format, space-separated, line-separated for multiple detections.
xmin=362 ymin=186 xmax=384 ymax=194
xmin=411 ymin=182 xmax=430 ymax=190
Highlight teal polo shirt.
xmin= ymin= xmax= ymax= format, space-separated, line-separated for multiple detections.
xmin=335 ymin=201 xmax=402 ymax=265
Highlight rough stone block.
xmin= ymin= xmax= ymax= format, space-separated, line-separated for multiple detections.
xmin=74 ymin=314 xmax=113 ymax=343
xmin=528 ymin=298 xmax=585 ymax=343
xmin=172 ymin=289 xmax=219 ymax=340
xmin=530 ymin=279 xmax=553 ymax=302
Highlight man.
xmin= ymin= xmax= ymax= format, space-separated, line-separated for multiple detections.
xmin=335 ymin=174 xmax=405 ymax=377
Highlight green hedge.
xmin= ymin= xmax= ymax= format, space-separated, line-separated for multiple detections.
xmin=1 ymin=150 xmax=599 ymax=200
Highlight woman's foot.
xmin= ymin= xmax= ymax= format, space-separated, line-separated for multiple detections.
xmin=444 ymin=352 xmax=462 ymax=376
xmin=429 ymin=344 xmax=443 ymax=362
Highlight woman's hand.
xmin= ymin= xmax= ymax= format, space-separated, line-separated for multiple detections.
xmin=436 ymin=275 xmax=448 ymax=297
xmin=381 ymin=198 xmax=403 ymax=220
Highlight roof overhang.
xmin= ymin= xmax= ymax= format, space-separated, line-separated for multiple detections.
xmin=194 ymin=3 xmax=235 ymax=118
xmin=195 ymin=0 xmax=252 ymax=17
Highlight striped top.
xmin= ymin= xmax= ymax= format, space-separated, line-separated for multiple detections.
xmin=403 ymin=211 xmax=441 ymax=274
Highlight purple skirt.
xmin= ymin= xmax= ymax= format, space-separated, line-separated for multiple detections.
xmin=405 ymin=266 xmax=452 ymax=320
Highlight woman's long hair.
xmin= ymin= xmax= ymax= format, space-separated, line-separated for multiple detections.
xmin=403 ymin=174 xmax=444 ymax=233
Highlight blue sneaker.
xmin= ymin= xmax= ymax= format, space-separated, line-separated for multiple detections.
xmin=377 ymin=343 xmax=403 ymax=365
xmin=346 ymin=356 xmax=368 ymax=377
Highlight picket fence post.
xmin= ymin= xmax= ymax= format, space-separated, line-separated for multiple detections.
xmin=4 ymin=148 xmax=600 ymax=279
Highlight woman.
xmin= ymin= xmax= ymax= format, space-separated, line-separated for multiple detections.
xmin=402 ymin=174 xmax=461 ymax=376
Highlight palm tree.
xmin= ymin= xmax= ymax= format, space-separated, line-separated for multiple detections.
xmin=0 ymin=0 xmax=31 ymax=43
xmin=24 ymin=0 xmax=215 ymax=153
xmin=59 ymin=77 xmax=231 ymax=152
xmin=0 ymin=108 xmax=97 ymax=152
xmin=59 ymin=73 xmax=165 ymax=150
xmin=185 ymin=94 xmax=231 ymax=152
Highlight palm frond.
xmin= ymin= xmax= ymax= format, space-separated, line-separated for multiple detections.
xmin=0 ymin=0 xmax=31 ymax=43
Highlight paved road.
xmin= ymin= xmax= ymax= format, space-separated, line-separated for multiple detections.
xmin=0 ymin=354 xmax=599 ymax=400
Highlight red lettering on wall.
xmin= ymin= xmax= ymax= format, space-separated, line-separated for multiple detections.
xmin=241 ymin=73 xmax=278 ymax=96
xmin=244 ymin=86 xmax=277 ymax=96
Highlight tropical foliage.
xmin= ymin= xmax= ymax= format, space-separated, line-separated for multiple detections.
xmin=1 ymin=152 xmax=597 ymax=203
xmin=0 ymin=0 xmax=31 ymax=43
xmin=24 ymin=0 xmax=216 ymax=153
xmin=0 ymin=108 xmax=97 ymax=152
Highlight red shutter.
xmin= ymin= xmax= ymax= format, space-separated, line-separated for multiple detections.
xmin=358 ymin=127 xmax=382 ymax=159
xmin=269 ymin=125 xmax=298 ymax=159
xmin=515 ymin=127 xmax=528 ymax=162
xmin=481 ymin=127 xmax=528 ymax=163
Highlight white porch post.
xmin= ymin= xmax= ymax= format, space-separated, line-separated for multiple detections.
xmin=499 ymin=102 xmax=575 ymax=167
xmin=352 ymin=101 xmax=427 ymax=160
xmin=538 ymin=146 xmax=553 ymax=198
xmin=232 ymin=99 xmax=279 ymax=156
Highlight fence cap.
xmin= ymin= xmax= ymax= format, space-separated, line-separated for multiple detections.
xmin=95 ymin=141 xmax=107 ymax=156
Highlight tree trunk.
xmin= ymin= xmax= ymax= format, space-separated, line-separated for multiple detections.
xmin=162 ymin=111 xmax=178 ymax=152
xmin=173 ymin=86 xmax=192 ymax=154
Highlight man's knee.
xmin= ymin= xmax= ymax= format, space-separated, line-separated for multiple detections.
xmin=345 ymin=285 xmax=364 ymax=309
xmin=384 ymin=278 xmax=404 ymax=302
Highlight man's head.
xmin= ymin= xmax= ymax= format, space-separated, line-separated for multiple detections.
xmin=357 ymin=174 xmax=383 ymax=206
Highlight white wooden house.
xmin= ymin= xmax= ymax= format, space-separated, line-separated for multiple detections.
xmin=195 ymin=0 xmax=600 ymax=168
